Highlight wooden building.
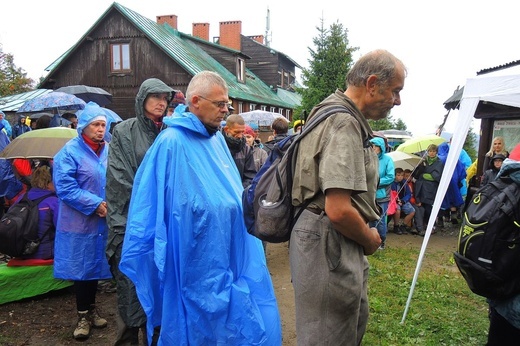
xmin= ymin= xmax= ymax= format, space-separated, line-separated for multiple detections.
xmin=39 ymin=2 xmax=301 ymax=121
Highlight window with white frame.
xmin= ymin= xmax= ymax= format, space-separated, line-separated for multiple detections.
xmin=111 ymin=43 xmax=131 ymax=72
xmin=236 ymin=58 xmax=245 ymax=83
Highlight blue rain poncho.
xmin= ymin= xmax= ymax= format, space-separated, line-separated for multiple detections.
xmin=53 ymin=103 xmax=112 ymax=280
xmin=120 ymin=109 xmax=282 ymax=345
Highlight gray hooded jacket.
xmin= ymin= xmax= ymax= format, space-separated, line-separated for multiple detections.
xmin=106 ymin=78 xmax=173 ymax=258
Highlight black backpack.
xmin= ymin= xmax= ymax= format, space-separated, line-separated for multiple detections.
xmin=453 ymin=172 xmax=520 ymax=299
xmin=0 ymin=192 xmax=54 ymax=257
xmin=242 ymin=106 xmax=347 ymax=243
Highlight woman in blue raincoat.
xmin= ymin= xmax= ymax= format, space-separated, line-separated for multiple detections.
xmin=53 ymin=102 xmax=112 ymax=341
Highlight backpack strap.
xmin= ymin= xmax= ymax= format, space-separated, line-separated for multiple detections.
xmin=288 ymin=106 xmax=349 ymax=219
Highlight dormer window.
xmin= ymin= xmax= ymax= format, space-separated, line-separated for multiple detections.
xmin=111 ymin=42 xmax=131 ymax=72
xmin=236 ymin=58 xmax=245 ymax=83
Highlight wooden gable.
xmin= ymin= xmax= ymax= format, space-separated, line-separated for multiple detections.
xmin=40 ymin=9 xmax=192 ymax=119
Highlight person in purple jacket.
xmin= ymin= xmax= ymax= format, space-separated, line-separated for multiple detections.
xmin=18 ymin=163 xmax=58 ymax=260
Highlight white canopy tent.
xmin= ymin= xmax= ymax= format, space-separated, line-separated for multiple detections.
xmin=402 ymin=72 xmax=520 ymax=322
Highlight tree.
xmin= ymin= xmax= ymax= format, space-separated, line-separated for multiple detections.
xmin=293 ymin=19 xmax=410 ymax=132
xmin=0 ymin=44 xmax=34 ymax=97
xmin=463 ymin=126 xmax=478 ymax=161
xmin=294 ymin=19 xmax=358 ymax=121
xmin=368 ymin=114 xmax=408 ymax=132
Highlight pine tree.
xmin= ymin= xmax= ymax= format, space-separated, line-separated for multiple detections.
xmin=0 ymin=45 xmax=34 ymax=97
xmin=294 ymin=19 xmax=357 ymax=121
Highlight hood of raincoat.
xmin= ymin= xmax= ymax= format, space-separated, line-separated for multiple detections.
xmin=370 ymin=137 xmax=386 ymax=158
xmin=120 ymin=104 xmax=281 ymax=344
xmin=135 ymin=78 xmax=174 ymax=126
xmin=76 ymin=102 xmax=107 ymax=135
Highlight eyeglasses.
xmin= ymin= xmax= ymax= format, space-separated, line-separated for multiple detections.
xmin=198 ymin=95 xmax=229 ymax=109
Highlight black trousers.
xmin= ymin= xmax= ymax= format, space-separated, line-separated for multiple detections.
xmin=74 ymin=280 xmax=98 ymax=311
xmin=487 ymin=306 xmax=520 ymax=345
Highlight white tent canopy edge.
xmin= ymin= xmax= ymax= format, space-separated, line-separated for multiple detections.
xmin=401 ymin=73 xmax=520 ymax=323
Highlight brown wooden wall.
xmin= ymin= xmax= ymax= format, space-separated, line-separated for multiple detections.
xmin=241 ymin=36 xmax=297 ymax=90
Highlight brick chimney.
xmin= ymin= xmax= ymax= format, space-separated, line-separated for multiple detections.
xmin=248 ymin=35 xmax=265 ymax=44
xmin=219 ymin=21 xmax=241 ymax=51
xmin=193 ymin=23 xmax=210 ymax=41
xmin=156 ymin=15 xmax=178 ymax=30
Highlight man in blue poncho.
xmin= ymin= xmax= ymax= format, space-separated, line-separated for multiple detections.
xmin=120 ymin=71 xmax=281 ymax=345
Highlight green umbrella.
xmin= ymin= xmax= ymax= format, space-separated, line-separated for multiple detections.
xmin=396 ymin=134 xmax=446 ymax=154
xmin=0 ymin=127 xmax=77 ymax=159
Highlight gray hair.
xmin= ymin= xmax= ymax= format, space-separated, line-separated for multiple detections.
xmin=225 ymin=114 xmax=245 ymax=127
xmin=346 ymin=49 xmax=407 ymax=88
xmin=186 ymin=71 xmax=228 ymax=105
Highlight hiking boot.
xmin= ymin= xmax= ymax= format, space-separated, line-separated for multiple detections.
xmin=73 ymin=311 xmax=91 ymax=340
xmin=88 ymin=305 xmax=107 ymax=328
xmin=409 ymin=228 xmax=419 ymax=235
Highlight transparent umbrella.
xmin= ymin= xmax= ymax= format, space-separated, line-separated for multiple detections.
xmin=238 ymin=110 xmax=289 ymax=127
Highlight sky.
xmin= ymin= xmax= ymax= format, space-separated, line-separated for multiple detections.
xmin=1 ymin=0 xmax=518 ymax=136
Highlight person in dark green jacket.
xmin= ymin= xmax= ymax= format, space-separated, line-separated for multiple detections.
xmin=106 ymin=78 xmax=174 ymax=345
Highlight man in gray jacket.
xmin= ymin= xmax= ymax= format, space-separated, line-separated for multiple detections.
xmin=106 ymin=78 xmax=174 ymax=345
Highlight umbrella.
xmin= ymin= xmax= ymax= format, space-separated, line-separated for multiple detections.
xmin=396 ymin=134 xmax=446 ymax=154
xmin=387 ymin=151 xmax=422 ymax=171
xmin=239 ymin=110 xmax=289 ymax=127
xmin=16 ymin=92 xmax=86 ymax=113
xmin=27 ymin=112 xmax=54 ymax=120
xmin=0 ymin=127 xmax=77 ymax=159
xmin=55 ymin=85 xmax=113 ymax=107
xmin=98 ymin=107 xmax=122 ymax=124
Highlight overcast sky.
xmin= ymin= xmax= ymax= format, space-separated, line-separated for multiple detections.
xmin=1 ymin=0 xmax=518 ymax=136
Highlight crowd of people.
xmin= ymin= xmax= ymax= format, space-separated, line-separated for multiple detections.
xmin=1 ymin=49 xmax=519 ymax=345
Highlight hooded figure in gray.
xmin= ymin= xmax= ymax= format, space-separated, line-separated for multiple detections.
xmin=106 ymin=78 xmax=173 ymax=344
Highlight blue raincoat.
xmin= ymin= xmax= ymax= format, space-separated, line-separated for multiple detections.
xmin=120 ymin=109 xmax=282 ymax=345
xmin=437 ymin=142 xmax=466 ymax=209
xmin=52 ymin=104 xmax=112 ymax=280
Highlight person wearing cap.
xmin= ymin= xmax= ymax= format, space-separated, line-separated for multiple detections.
xmin=52 ymin=102 xmax=112 ymax=340
xmin=482 ymin=153 xmax=506 ymax=186
xmin=167 ymin=90 xmax=186 ymax=116
xmin=106 ymin=78 xmax=173 ymax=345
xmin=293 ymin=119 xmax=304 ymax=133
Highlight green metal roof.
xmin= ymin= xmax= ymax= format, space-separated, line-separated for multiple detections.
xmin=43 ymin=2 xmax=297 ymax=109
xmin=0 ymin=89 xmax=52 ymax=112
xmin=276 ymin=88 xmax=302 ymax=108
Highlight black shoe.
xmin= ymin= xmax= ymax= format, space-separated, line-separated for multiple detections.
xmin=395 ymin=225 xmax=403 ymax=235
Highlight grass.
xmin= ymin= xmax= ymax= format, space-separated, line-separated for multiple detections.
xmin=364 ymin=242 xmax=489 ymax=346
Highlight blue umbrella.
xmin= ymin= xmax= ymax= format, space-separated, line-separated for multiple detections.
xmin=80 ymin=102 xmax=122 ymax=126
xmin=16 ymin=92 xmax=86 ymax=113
